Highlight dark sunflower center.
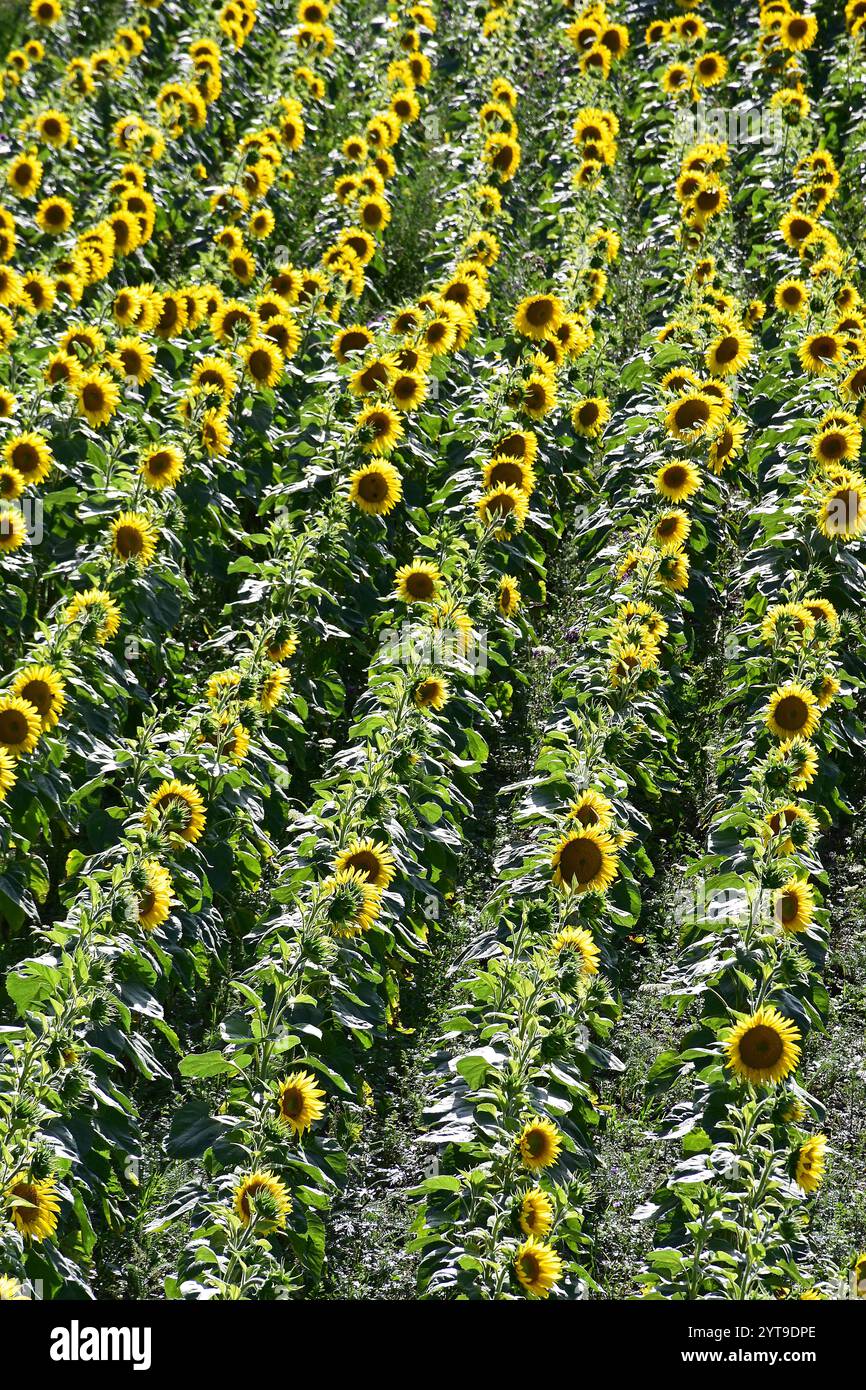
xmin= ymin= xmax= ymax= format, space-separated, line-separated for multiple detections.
xmin=340 ymin=330 xmax=370 ymax=355
xmin=0 ymin=709 xmax=28 ymax=742
xmin=774 ymin=695 xmax=808 ymax=731
xmin=525 ymin=1130 xmax=548 ymax=1158
xmin=675 ymin=399 xmax=710 ymax=430
xmin=495 ymin=433 xmax=527 ymax=458
xmin=115 ymin=525 xmax=144 ymax=557
xmin=359 ymin=472 xmax=388 ymax=503
xmin=739 ymin=1025 xmax=784 ymax=1069
xmin=779 ymin=891 xmax=799 ymax=924
xmin=714 ymin=336 xmax=740 ymax=364
xmin=559 ymin=837 xmax=602 ymax=885
xmin=664 ymin=465 xmax=689 ymax=490
xmin=788 ymin=18 xmax=808 ymax=38
xmin=525 ymin=299 xmax=555 ymax=327
xmin=345 ymin=850 xmax=379 ymax=880
xmin=810 ymin=335 xmax=837 ymax=358
xmin=19 ymin=680 xmax=51 ymax=715
xmin=489 ymin=459 xmax=523 ymax=488
xmin=819 ymin=431 xmax=848 ymax=460
xmin=12 ymin=444 xmax=38 ymax=474
xmin=248 ymin=350 xmax=272 ymax=380
xmin=82 ymin=384 xmax=105 ymax=411
xmin=282 ymin=1088 xmax=303 ymax=1117
xmin=579 ymin=403 xmax=600 ymax=426
xmin=405 ymin=572 xmax=435 ymax=600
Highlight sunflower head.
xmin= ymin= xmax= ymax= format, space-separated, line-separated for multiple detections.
xmin=232 ymin=1171 xmax=292 ymax=1230
xmin=517 ymin=1118 xmax=562 ymax=1171
xmin=276 ymin=1070 xmax=326 ymax=1135
xmin=725 ymin=1005 xmax=801 ymax=1086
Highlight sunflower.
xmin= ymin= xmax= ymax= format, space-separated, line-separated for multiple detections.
xmin=482 ymin=454 xmax=535 ymax=494
xmin=811 ymin=418 xmax=861 ymax=466
xmin=35 ymin=195 xmax=73 ymax=234
xmin=332 ymin=324 xmax=374 ymax=362
xmin=519 ymin=1188 xmax=554 ymax=1239
xmin=414 ymin=675 xmax=449 ymax=712
xmin=348 ymin=460 xmax=402 ymax=516
xmin=145 ymin=779 xmax=206 ymax=843
xmin=762 ymin=801 xmax=819 ymax=852
xmin=259 ymin=666 xmax=290 ymax=713
xmin=551 ymin=825 xmax=618 ymax=894
xmin=760 ymin=601 xmax=815 ymax=646
xmin=320 ymin=866 xmax=382 ymax=937
xmin=7 ymin=155 xmax=43 ymax=199
xmin=11 ymin=664 xmax=65 ymax=730
xmin=477 ymin=483 xmax=529 ymax=532
xmin=498 ymin=575 xmax=521 ymax=617
xmin=0 ymin=694 xmax=42 ymax=757
xmin=137 ymin=859 xmax=172 ymax=930
xmin=571 ymin=396 xmax=610 ymax=438
xmin=355 ymin=403 xmax=403 ymax=456
xmin=794 ymin=1135 xmax=827 ymax=1193
xmin=111 ymin=336 xmax=155 ymax=385
xmin=765 ymin=683 xmax=821 ymax=742
xmin=394 ymin=560 xmax=440 ymax=604
xmin=513 ymin=294 xmax=564 ymax=342
xmin=63 ymin=588 xmax=121 ymax=643
xmin=653 ymin=508 xmax=691 ymax=551
xmin=6 ymin=1175 xmax=60 ymax=1241
xmin=775 ymin=279 xmax=808 ymax=315
xmin=779 ymin=12 xmax=818 ymax=50
xmin=726 ymin=1006 xmax=801 ymax=1086
xmin=140 ymin=444 xmax=184 ymax=490
xmin=655 ymin=460 xmax=702 ymax=503
xmin=550 ymin=925 xmax=600 ymax=975
xmin=514 ymin=1238 xmax=563 ymax=1298
xmin=0 ymin=747 xmax=17 ymax=800
xmin=706 ymin=330 xmax=752 ymax=377
xmin=198 ymin=406 xmax=230 ymax=458
xmin=708 ymin=419 xmax=746 ymax=474
xmin=817 ymin=473 xmax=866 ymax=540
xmin=275 ymin=1069 xmax=326 ymax=1137
xmin=773 ymin=878 xmax=816 ymax=933
xmin=517 ymin=1118 xmax=561 ymax=1171
xmin=333 ymin=837 xmax=396 ymax=890
xmin=76 ymin=372 xmax=120 ymax=427
xmin=802 ymin=595 xmax=840 ymax=632
xmin=664 ymin=391 xmax=721 ymax=441
xmin=233 ymin=1171 xmax=292 ymax=1230
xmin=3 ymin=431 xmax=53 ymax=486
xmin=798 ymin=333 xmax=843 ymax=375
xmin=111 ymin=511 xmax=158 ymax=567
xmin=242 ymin=338 xmax=283 ymax=389
xmin=694 ymin=51 xmax=728 ymax=86
xmin=658 ymin=553 xmax=690 ymax=592
xmin=662 ymin=62 xmax=692 ymax=96
xmin=0 ymin=506 xmax=26 ymax=553
xmin=191 ymin=356 xmax=237 ymax=402
xmin=816 ymin=672 xmax=841 ymax=709
xmin=493 ymin=430 xmax=538 ymax=468
xmin=390 ymin=370 xmax=427 ymax=411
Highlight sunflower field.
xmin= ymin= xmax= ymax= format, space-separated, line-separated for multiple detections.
xmin=0 ymin=0 xmax=865 ymax=1317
